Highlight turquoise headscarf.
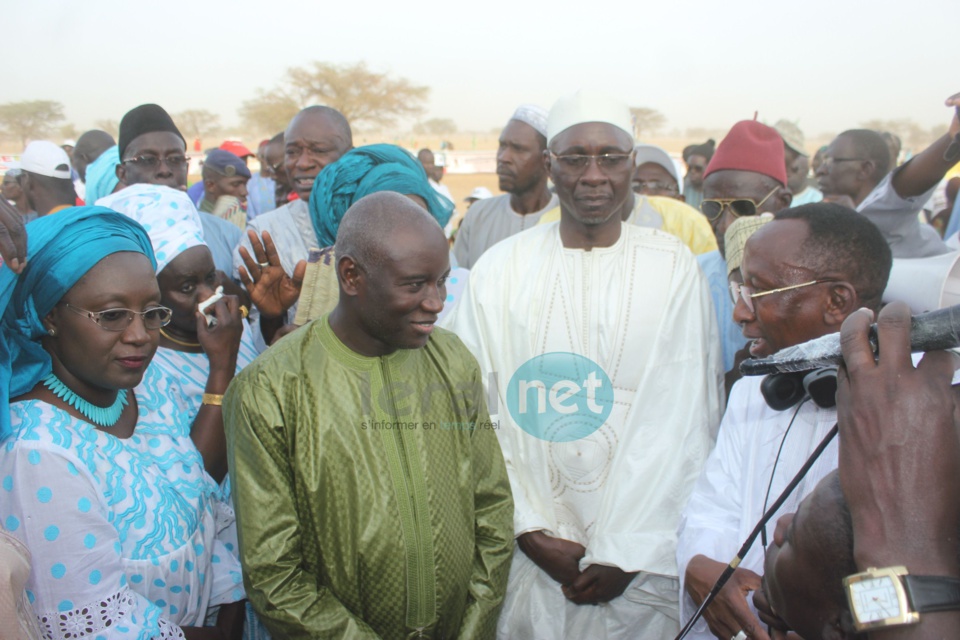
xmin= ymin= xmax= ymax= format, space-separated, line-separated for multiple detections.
xmin=84 ymin=145 xmax=120 ymax=205
xmin=0 ymin=206 xmax=156 ymax=440
xmin=309 ymin=144 xmax=455 ymax=248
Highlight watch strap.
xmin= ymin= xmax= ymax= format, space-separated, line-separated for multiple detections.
xmin=904 ymin=575 xmax=960 ymax=613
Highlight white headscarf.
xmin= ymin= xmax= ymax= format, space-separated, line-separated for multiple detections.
xmin=97 ymin=184 xmax=206 ymax=274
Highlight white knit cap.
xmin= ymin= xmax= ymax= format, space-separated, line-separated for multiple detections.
xmin=546 ymin=90 xmax=634 ymax=145
xmin=509 ymin=104 xmax=549 ymax=138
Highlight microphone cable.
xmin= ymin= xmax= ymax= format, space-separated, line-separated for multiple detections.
xmin=674 ymin=421 xmax=839 ymax=640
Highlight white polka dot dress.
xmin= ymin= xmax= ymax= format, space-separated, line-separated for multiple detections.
xmin=0 ymin=363 xmax=245 ymax=639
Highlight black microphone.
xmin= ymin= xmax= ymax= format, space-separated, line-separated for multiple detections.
xmin=740 ymin=304 xmax=960 ymax=376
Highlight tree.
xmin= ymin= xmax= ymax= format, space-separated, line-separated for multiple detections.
xmin=412 ymin=118 xmax=457 ymax=136
xmin=174 ymin=109 xmax=222 ymax=142
xmin=58 ymin=123 xmax=79 ymax=142
xmin=630 ymin=107 xmax=667 ymax=139
xmin=240 ymin=61 xmax=429 ymax=134
xmin=0 ymin=100 xmax=66 ymax=147
xmin=239 ymin=91 xmax=301 ymax=137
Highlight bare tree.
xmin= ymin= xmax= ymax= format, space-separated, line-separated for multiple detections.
xmin=240 ymin=61 xmax=429 ymax=134
xmin=630 ymin=107 xmax=667 ymax=139
xmin=239 ymin=91 xmax=301 ymax=137
xmin=174 ymin=109 xmax=222 ymax=142
xmin=0 ymin=100 xmax=66 ymax=147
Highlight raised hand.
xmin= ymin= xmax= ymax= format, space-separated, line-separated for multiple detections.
xmin=238 ymin=229 xmax=306 ymax=320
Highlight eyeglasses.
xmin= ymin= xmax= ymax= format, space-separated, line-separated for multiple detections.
xmin=701 ymin=185 xmax=779 ymax=221
xmin=121 ymin=154 xmax=189 ymax=170
xmin=729 ymin=280 xmax=834 ymax=313
xmin=65 ymin=303 xmax=173 ymax=331
xmin=549 ymin=152 xmax=634 ymax=174
xmin=633 ymin=180 xmax=679 ymax=194
xmin=819 ymin=156 xmax=866 ymax=171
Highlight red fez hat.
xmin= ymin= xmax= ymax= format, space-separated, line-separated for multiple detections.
xmin=704 ymin=120 xmax=787 ymax=186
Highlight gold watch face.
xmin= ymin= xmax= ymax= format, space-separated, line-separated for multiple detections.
xmin=845 ymin=567 xmax=920 ymax=631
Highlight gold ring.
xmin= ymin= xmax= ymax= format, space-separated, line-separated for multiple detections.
xmin=239 ymin=305 xmax=249 ymax=319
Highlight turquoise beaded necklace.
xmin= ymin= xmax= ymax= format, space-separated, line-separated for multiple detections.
xmin=42 ymin=373 xmax=129 ymax=427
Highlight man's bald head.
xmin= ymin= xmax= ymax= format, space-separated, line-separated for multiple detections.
xmin=73 ymin=130 xmax=116 ymax=181
xmin=336 ymin=191 xmax=444 ymax=272
xmin=331 ymin=191 xmax=450 ymax=357
xmin=286 ymin=106 xmax=352 ymax=147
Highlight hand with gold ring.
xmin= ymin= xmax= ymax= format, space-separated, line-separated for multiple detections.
xmin=238 ymin=229 xmax=306 ymax=321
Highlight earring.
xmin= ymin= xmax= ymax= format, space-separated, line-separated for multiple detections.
xmin=48 ymin=328 xmax=57 ymax=337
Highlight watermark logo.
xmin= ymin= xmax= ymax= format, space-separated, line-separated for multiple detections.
xmin=506 ymin=352 xmax=613 ymax=442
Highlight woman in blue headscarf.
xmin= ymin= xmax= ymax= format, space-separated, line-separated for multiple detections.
xmin=308 ymin=143 xmax=454 ymax=246
xmin=240 ymin=144 xmax=456 ymax=336
xmin=0 ymin=207 xmax=245 ymax=639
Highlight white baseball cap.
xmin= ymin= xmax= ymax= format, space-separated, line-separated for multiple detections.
xmin=21 ymin=141 xmax=72 ymax=179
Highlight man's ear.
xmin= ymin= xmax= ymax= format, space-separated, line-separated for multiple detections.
xmin=19 ymin=172 xmax=37 ymax=209
xmin=543 ymin=149 xmax=552 ymax=174
xmin=337 ymin=255 xmax=363 ymax=297
xmin=776 ymin=186 xmax=793 ymax=210
xmin=858 ymin=159 xmax=877 ymax=184
xmin=824 ymin=282 xmax=858 ymax=327
xmin=115 ymin=162 xmax=127 ymax=186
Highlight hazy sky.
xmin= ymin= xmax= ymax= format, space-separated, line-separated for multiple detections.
xmin=6 ymin=0 xmax=956 ymax=140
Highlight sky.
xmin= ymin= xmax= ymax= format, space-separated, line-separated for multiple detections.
xmin=5 ymin=0 xmax=957 ymax=141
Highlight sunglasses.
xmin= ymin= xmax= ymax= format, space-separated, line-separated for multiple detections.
xmin=701 ymin=186 xmax=779 ymax=221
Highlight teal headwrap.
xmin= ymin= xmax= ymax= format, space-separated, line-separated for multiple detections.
xmin=84 ymin=145 xmax=120 ymax=205
xmin=0 ymin=206 xmax=156 ymax=440
xmin=309 ymin=144 xmax=454 ymax=248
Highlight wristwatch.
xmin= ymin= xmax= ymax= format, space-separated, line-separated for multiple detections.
xmin=844 ymin=566 xmax=960 ymax=631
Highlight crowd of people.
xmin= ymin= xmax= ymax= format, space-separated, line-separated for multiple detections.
xmin=0 ymin=88 xmax=958 ymax=640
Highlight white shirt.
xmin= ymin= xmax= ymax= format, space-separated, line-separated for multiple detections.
xmin=675 ymin=375 xmax=839 ymax=639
